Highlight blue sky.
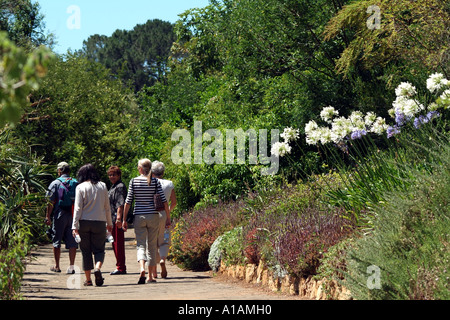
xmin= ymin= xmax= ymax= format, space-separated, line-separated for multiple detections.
xmin=36 ymin=0 xmax=210 ymax=54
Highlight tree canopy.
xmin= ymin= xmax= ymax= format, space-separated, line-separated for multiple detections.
xmin=80 ymin=19 xmax=176 ymax=92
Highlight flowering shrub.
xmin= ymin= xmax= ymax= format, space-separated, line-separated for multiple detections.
xmin=170 ymin=200 xmax=244 ymax=270
xmin=269 ymin=72 xmax=450 ymax=220
xmin=301 ymin=73 xmax=449 ymax=146
xmin=239 ymin=173 xmax=355 ymax=277
xmin=242 ymin=203 xmax=355 ymax=278
xmin=278 ymin=207 xmax=355 ymax=277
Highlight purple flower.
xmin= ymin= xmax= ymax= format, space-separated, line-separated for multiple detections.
xmin=426 ymin=111 xmax=440 ymax=121
xmin=387 ymin=126 xmax=401 ymax=138
xmin=395 ymin=112 xmax=411 ymax=126
xmin=350 ymin=129 xmax=367 ymax=140
xmin=413 ymin=116 xmax=426 ymax=129
xmin=395 ymin=112 xmax=406 ymax=126
xmin=414 ymin=111 xmax=441 ymax=129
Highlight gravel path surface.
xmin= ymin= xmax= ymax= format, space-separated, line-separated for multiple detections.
xmin=21 ymin=228 xmax=302 ymax=301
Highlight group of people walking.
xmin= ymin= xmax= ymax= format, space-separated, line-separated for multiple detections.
xmin=45 ymin=159 xmax=176 ymax=286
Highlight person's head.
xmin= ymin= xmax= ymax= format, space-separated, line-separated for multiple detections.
xmin=107 ymin=166 xmax=122 ymax=185
xmin=137 ymin=158 xmax=152 ymax=185
xmin=57 ymin=162 xmax=70 ymax=176
xmin=151 ymin=161 xmax=165 ymax=178
xmin=77 ymin=163 xmax=101 ymax=184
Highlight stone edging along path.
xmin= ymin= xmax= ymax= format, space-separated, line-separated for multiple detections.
xmin=20 ymin=228 xmax=306 ymax=300
xmin=216 ymin=260 xmax=352 ymax=300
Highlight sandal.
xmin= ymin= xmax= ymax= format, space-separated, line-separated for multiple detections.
xmin=94 ymin=269 xmax=104 ymax=286
xmin=160 ymin=262 xmax=167 ymax=278
xmin=50 ymin=266 xmax=61 ymax=273
xmin=137 ymin=276 xmax=146 ymax=284
xmin=147 ymin=279 xmax=157 ymax=283
xmin=84 ymin=280 xmax=93 ymax=286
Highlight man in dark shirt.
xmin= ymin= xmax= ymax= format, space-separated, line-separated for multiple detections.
xmin=107 ymin=166 xmax=128 ymax=275
xmin=45 ymin=162 xmax=78 ymax=274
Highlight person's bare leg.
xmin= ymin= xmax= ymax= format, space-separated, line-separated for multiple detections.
xmin=52 ymin=247 xmax=61 ymax=271
xmin=84 ymin=270 xmax=91 ymax=285
xmin=160 ymin=257 xmax=167 ymax=278
xmin=69 ymin=247 xmax=76 ymax=267
xmin=147 ymin=265 xmax=156 ymax=282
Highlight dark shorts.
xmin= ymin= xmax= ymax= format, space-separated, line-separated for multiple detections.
xmin=52 ymin=211 xmax=78 ymax=249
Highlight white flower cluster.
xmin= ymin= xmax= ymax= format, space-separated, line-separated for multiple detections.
xmin=390 ymin=81 xmax=425 ymax=118
xmin=304 ymin=73 xmax=449 ymax=146
xmin=395 ymin=81 xmax=417 ymax=97
xmin=426 ymin=73 xmax=450 ymax=110
xmin=427 ymin=73 xmax=449 ymax=93
xmin=305 ymin=107 xmax=388 ymax=145
xmin=271 ymin=127 xmax=299 ymax=157
xmin=272 ymin=73 xmax=449 ymax=154
xmin=320 ymin=106 xmax=339 ymax=123
xmin=391 ymin=95 xmax=424 ymax=118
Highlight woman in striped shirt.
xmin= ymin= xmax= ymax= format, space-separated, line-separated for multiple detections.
xmin=122 ymin=158 xmax=168 ymax=284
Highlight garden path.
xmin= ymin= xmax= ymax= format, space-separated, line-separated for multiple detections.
xmin=21 ymin=227 xmax=302 ymax=301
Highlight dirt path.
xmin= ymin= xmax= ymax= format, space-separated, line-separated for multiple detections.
xmin=21 ymin=228 xmax=302 ymax=301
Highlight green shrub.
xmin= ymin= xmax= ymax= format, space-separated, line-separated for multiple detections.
xmin=0 ymin=205 xmax=31 ymax=300
xmin=345 ymin=136 xmax=450 ymax=300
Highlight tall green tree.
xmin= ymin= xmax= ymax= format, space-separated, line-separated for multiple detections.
xmin=81 ymin=19 xmax=176 ymax=92
xmin=0 ymin=0 xmax=54 ymax=50
xmin=10 ymin=53 xmax=140 ymax=181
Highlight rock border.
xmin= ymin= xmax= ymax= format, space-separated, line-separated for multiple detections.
xmin=216 ymin=260 xmax=352 ymax=300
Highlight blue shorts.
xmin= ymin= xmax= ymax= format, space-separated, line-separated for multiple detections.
xmin=52 ymin=211 xmax=78 ymax=249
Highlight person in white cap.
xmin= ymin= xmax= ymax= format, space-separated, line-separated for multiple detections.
xmin=45 ymin=162 xmax=78 ymax=274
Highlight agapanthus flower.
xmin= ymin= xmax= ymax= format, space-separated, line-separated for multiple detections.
xmin=413 ymin=115 xmax=428 ymax=129
xmin=350 ymin=129 xmax=367 ymax=140
xmin=349 ymin=111 xmax=365 ymax=131
xmin=439 ymin=89 xmax=450 ymax=109
xmin=426 ymin=111 xmax=440 ymax=121
xmin=318 ymin=127 xmax=333 ymax=144
xmin=392 ymin=96 xmax=423 ymax=117
xmin=388 ymin=108 xmax=396 ymax=118
xmin=369 ymin=117 xmax=388 ymax=135
xmin=395 ymin=82 xmax=417 ymax=97
xmin=395 ymin=112 xmax=410 ymax=126
xmin=320 ymin=106 xmax=339 ymax=123
xmin=331 ymin=117 xmax=353 ymax=142
xmin=305 ymin=120 xmax=318 ymax=134
xmin=364 ymin=112 xmax=377 ymax=126
xmin=280 ymin=127 xmax=300 ymax=142
xmin=387 ymin=126 xmax=401 ymax=138
xmin=426 ymin=73 xmax=449 ymax=93
xmin=271 ymin=141 xmax=292 ymax=157
xmin=305 ymin=129 xmax=321 ymax=145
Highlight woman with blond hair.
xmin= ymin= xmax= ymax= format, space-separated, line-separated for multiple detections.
xmin=122 ymin=159 xmax=169 ymax=284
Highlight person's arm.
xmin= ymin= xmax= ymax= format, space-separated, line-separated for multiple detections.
xmin=122 ymin=203 xmax=131 ymax=232
xmin=115 ymin=183 xmax=126 ymax=229
xmin=72 ymin=186 xmax=83 ymax=235
xmin=169 ymin=188 xmax=177 ymax=213
xmin=122 ymin=179 xmax=134 ymax=232
xmin=45 ymin=182 xmax=57 ymax=225
xmin=104 ymin=185 xmax=113 ymax=232
xmin=45 ymin=201 xmax=54 ymax=225
xmin=116 ymin=205 xmax=124 ymax=229
xmin=164 ymin=201 xmax=170 ymax=227
xmin=166 ymin=189 xmax=177 ymax=227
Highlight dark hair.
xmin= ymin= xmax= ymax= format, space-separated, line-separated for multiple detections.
xmin=77 ymin=164 xmax=101 ymax=184
xmin=107 ymin=166 xmax=122 ymax=178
